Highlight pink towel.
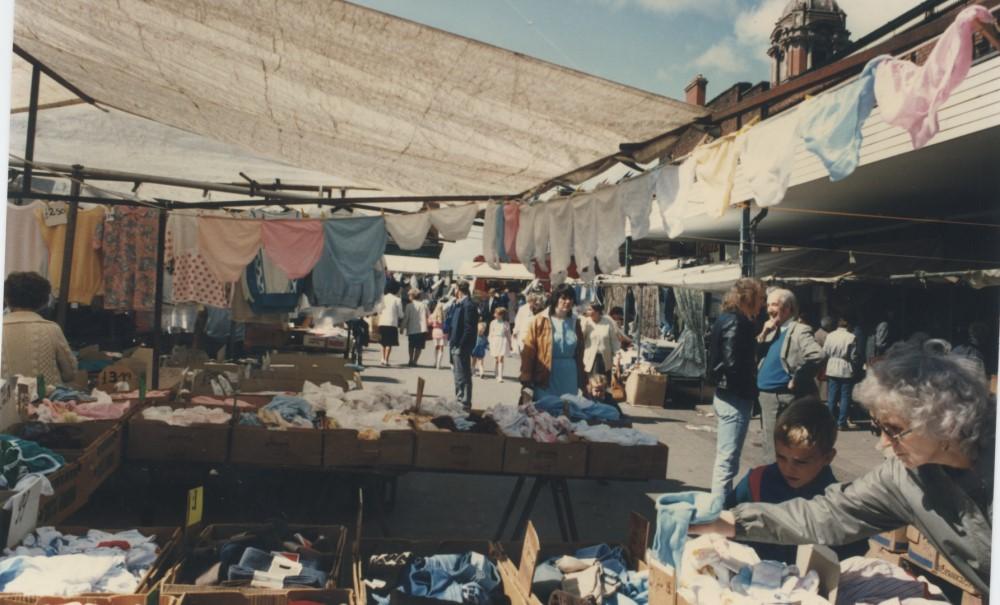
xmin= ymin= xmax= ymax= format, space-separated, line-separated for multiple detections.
xmin=503 ymin=204 xmax=520 ymax=262
xmin=874 ymin=6 xmax=996 ymax=149
xmin=261 ymin=220 xmax=325 ymax=279
xmin=197 ymin=217 xmax=263 ymax=282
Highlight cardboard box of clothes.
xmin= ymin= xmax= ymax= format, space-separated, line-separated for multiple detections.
xmin=585 ymin=441 xmax=669 ymax=480
xmin=162 ymin=588 xmax=353 ymax=605
xmin=413 ymin=414 xmax=505 ymax=473
xmin=35 ymin=455 xmax=82 ymax=525
xmin=904 ymin=527 xmax=979 ymax=596
xmin=230 ymin=425 xmax=323 ymax=468
xmin=494 ymin=514 xmax=650 ymax=605
xmin=501 ymin=438 xmax=588 ymax=478
xmin=323 ymin=429 xmax=415 ymax=469
xmin=625 ymin=373 xmax=667 ymax=407
xmin=72 ymin=422 xmax=124 ymax=504
xmin=127 ymin=404 xmax=232 ymax=464
xmin=166 ymin=522 xmax=348 ymax=592
xmin=264 ymin=353 xmax=361 ymax=391
xmin=869 ymin=526 xmax=908 ymax=553
xmin=0 ymin=595 xmax=184 ymax=605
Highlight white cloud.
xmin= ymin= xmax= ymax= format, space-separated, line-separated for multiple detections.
xmin=586 ymin=0 xmax=735 ymax=18
xmin=734 ymin=0 xmax=787 ymax=48
xmin=693 ymin=39 xmax=748 ymax=74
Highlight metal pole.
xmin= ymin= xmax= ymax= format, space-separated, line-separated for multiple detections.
xmin=151 ymin=208 xmax=168 ymax=389
xmin=739 ymin=205 xmax=752 ymax=277
xmin=55 ymin=167 xmax=83 ymax=328
xmin=21 ymin=65 xmax=40 ymax=197
xmin=625 ymin=236 xmax=633 ymax=277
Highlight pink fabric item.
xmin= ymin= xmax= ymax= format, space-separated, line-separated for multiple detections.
xmin=874 ymin=6 xmax=995 ymax=149
xmin=191 ymin=395 xmax=256 ymax=410
xmin=197 ymin=217 xmax=263 ymax=282
xmin=261 ymin=220 xmax=325 ymax=279
xmin=503 ymin=204 xmax=520 ymax=262
xmin=74 ymin=402 xmax=131 ymax=420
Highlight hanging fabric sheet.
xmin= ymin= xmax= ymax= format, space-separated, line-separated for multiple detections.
xmin=5 ymin=202 xmax=48 ymax=278
xmin=38 ymin=206 xmax=105 ymax=305
xmin=652 ymin=164 xmax=679 ymax=228
xmin=482 ymin=201 xmax=501 ymax=269
xmin=197 ymin=216 xmax=263 ymax=283
xmin=740 ymin=107 xmax=803 ymax=208
xmin=385 ymin=212 xmax=432 ymax=251
xmin=242 ymin=210 xmax=302 ymax=314
xmin=613 ymin=171 xmax=656 ymax=240
xmin=503 ymin=203 xmax=520 ymax=262
xmin=592 ymin=187 xmax=625 ymax=274
xmin=166 ymin=214 xmax=230 ymax=308
xmin=312 ymin=216 xmax=387 ymax=311
xmin=874 ymin=6 xmax=996 ymax=150
xmin=95 ymin=206 xmax=160 ymax=311
xmin=687 ymin=125 xmax=751 ymax=220
xmin=261 ymin=220 xmax=325 ymax=279
xmin=429 ymin=203 xmax=478 ymax=240
xmin=516 ymin=204 xmax=537 ymax=272
xmin=798 ymin=55 xmax=888 ymax=182
xmin=546 ymin=198 xmax=575 ymax=286
xmin=571 ymin=192 xmax=598 ymax=282
xmin=496 ymin=204 xmax=510 ymax=263
xmin=661 ymin=159 xmax=697 ymax=239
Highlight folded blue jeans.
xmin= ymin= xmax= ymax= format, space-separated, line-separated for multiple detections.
xmin=228 ymin=546 xmax=327 ymax=587
xmin=401 ymin=552 xmax=500 ymax=605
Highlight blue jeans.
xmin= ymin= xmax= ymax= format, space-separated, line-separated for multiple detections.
xmin=710 ymin=390 xmax=752 ymax=504
xmin=451 ymin=347 xmax=473 ymax=408
xmin=827 ymin=377 xmax=854 ymax=425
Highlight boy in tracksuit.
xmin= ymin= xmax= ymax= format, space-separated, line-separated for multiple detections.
xmin=727 ymin=397 xmax=868 ymax=563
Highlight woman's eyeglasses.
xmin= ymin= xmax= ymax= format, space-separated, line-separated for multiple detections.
xmin=869 ymin=417 xmax=913 ymax=443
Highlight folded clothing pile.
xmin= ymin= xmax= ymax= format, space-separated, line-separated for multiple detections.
xmin=571 ymin=422 xmax=658 ymax=446
xmin=364 ymin=551 xmax=502 ymax=605
xmin=487 ymin=405 xmax=657 ymax=446
xmin=320 ymin=385 xmax=468 ymax=438
xmin=28 ymin=387 xmax=131 ymax=424
xmin=238 ymin=396 xmax=317 ymax=429
xmin=0 ymin=527 xmax=160 ymax=595
xmin=423 ymin=414 xmax=500 ymax=434
xmin=533 ymin=544 xmax=648 ymax=605
xmin=534 ymin=394 xmax=621 ymax=423
xmin=141 ymin=406 xmax=232 ymax=427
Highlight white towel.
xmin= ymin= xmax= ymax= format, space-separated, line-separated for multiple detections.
xmin=593 ymin=188 xmax=625 ymax=273
xmin=532 ymin=202 xmax=551 ymax=273
xmin=482 ymin=201 xmax=501 ymax=269
xmin=614 ymin=171 xmax=656 ymax=239
xmin=547 ymin=198 xmax=575 ymax=286
xmin=572 ymin=193 xmax=598 ymax=282
xmin=516 ymin=204 xmax=537 ymax=273
xmin=429 ymin=203 xmax=478 ymax=240
xmin=741 ymin=108 xmax=802 ymax=208
xmin=385 ymin=212 xmax=432 ymax=251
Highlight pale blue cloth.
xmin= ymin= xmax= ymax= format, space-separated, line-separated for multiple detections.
xmin=798 ymin=55 xmax=889 ymax=181
xmin=399 ymin=552 xmax=501 ymax=605
xmin=534 ymin=394 xmax=620 ymax=422
xmin=536 ymin=317 xmax=578 ymax=399
xmin=312 ymin=216 xmax=387 ymax=310
xmin=652 ymin=492 xmax=723 ymax=569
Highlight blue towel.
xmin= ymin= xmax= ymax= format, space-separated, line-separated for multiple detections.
xmin=799 ymin=55 xmax=889 ymax=181
xmin=652 ymin=492 xmax=723 ymax=569
xmin=534 ymin=395 xmax=621 ymax=422
xmin=400 ymin=552 xmax=501 ymax=605
xmin=311 ymin=216 xmax=387 ymax=311
xmin=262 ymin=396 xmax=315 ymax=425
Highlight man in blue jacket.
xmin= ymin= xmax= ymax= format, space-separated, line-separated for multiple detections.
xmin=449 ymin=281 xmax=479 ymax=408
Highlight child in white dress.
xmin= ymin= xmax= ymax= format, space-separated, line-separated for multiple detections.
xmin=487 ymin=307 xmax=512 ymax=383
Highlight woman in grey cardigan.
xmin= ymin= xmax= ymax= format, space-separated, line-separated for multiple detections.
xmin=692 ymin=341 xmax=993 ymax=597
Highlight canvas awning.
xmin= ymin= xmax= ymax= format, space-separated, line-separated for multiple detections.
xmin=456 ymin=261 xmax=535 ymax=281
xmin=12 ymin=1 xmax=706 ymax=197
xmin=385 ymin=255 xmax=440 ymax=275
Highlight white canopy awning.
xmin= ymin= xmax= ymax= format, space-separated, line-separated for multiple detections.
xmin=385 ymin=255 xmax=440 ymax=275
xmin=456 ymin=261 xmax=535 ymax=281
xmin=12 ymin=1 xmax=705 ymax=197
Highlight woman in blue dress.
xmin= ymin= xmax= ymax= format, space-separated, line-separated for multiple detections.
xmin=519 ymin=284 xmax=585 ymax=399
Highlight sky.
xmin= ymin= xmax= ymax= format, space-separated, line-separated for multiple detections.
xmin=351 ymin=0 xmax=926 ymax=102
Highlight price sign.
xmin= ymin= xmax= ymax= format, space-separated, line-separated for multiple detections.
xmin=42 ymin=202 xmax=69 ymax=226
xmin=186 ymin=486 xmax=204 ymax=527
xmin=97 ymin=364 xmax=136 ymax=392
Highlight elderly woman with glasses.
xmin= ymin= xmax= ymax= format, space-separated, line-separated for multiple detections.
xmin=691 ymin=340 xmax=994 ymax=598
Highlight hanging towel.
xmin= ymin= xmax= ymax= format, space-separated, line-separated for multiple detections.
xmin=166 ymin=214 xmax=230 ymax=308
xmin=311 ymin=216 xmax=387 ymax=311
xmin=429 ymin=203 xmax=478 ymax=240
xmin=652 ymin=492 xmax=724 ymax=569
xmin=592 ymin=188 xmax=625 ymax=274
xmin=572 ymin=193 xmax=598 ymax=281
xmin=197 ymin=216 xmax=263 ymax=283
xmin=5 ymin=202 xmax=48 ymax=278
xmin=261 ymin=220 xmax=324 ymax=279
xmin=741 ymin=107 xmax=803 ymax=207
xmin=516 ymin=204 xmax=537 ymax=272
xmin=613 ymin=171 xmax=656 ymax=239
xmin=547 ymin=198 xmax=575 ymax=286
xmin=688 ymin=127 xmax=750 ymax=219
xmin=799 ymin=55 xmax=888 ymax=181
xmin=503 ymin=204 xmax=520 ymax=262
xmin=482 ymin=201 xmax=501 ymax=269
xmin=652 ymin=164 xmax=680 ymax=229
xmin=496 ymin=204 xmax=510 ymax=263
xmin=662 ymin=159 xmax=698 ymax=238
xmin=874 ymin=6 xmax=995 ymax=150
xmin=385 ymin=212 xmax=432 ymax=251
xmin=532 ymin=203 xmax=551 ymax=273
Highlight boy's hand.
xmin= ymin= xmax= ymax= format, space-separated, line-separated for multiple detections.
xmin=689 ymin=511 xmax=736 ymax=538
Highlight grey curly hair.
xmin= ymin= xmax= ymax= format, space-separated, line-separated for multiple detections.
xmin=854 ymin=341 xmax=993 ymax=458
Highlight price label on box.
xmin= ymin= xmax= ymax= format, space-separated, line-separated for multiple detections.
xmin=97 ymin=364 xmax=137 ymax=392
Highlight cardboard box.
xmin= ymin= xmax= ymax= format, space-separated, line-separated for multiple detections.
xmin=870 ymin=526 xmax=908 ymax=552
xmin=230 ymin=426 xmax=323 ymax=468
xmin=414 ymin=429 xmax=505 ymax=473
xmin=502 ymin=438 xmax=587 ymax=477
xmin=323 ymin=429 xmax=414 ymax=468
xmin=625 ymin=373 xmax=667 ymax=407
xmin=904 ymin=528 xmax=980 ymax=597
xmin=127 ymin=407 xmax=231 ymax=463
xmin=36 ymin=456 xmax=83 ymax=525
xmin=164 ymin=588 xmax=353 ymax=605
xmin=866 ymin=543 xmax=903 ymax=566
xmin=586 ymin=442 xmax=669 ymax=480
xmin=73 ymin=423 xmax=124 ymax=502
xmin=0 ymin=596 xmax=183 ymax=605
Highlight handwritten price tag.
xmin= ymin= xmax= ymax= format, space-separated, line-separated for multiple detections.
xmin=43 ymin=202 xmax=69 ymax=226
xmin=97 ymin=364 xmax=136 ymax=391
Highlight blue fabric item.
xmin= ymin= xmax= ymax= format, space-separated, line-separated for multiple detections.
xmin=798 ymin=55 xmax=889 ymax=181
xmin=238 ymin=413 xmax=264 ymax=426
xmin=471 ymin=335 xmax=489 ymax=359
xmin=77 ymin=359 xmax=116 ymax=373
xmin=47 ymin=386 xmax=96 ymax=402
xmin=312 ymin=216 xmax=387 ymax=311
xmin=757 ymin=326 xmax=791 ymax=391
xmin=244 ymin=255 xmax=305 ymax=314
xmin=262 ymin=396 xmax=315 ymax=425
xmin=534 ymin=395 xmax=621 ymax=422
xmin=536 ymin=317 xmax=578 ymax=398
xmin=710 ymin=391 xmax=752 ymax=504
xmin=448 ymin=298 xmax=479 ymax=353
xmin=827 ymin=377 xmax=854 ymax=425
xmin=399 ymin=552 xmax=501 ymax=605
xmin=652 ymin=492 xmax=723 ymax=569
xmin=0 ymin=435 xmax=65 ymax=487
xmin=496 ymin=205 xmax=509 ymax=263
xmin=533 ymin=544 xmax=629 ymax=603
xmin=228 ymin=546 xmax=328 ymax=587
xmin=205 ymin=306 xmax=245 ymax=342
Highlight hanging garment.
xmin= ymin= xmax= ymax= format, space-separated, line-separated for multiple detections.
xmin=231 ymin=280 xmax=287 ymax=325
xmin=740 ymin=107 xmax=803 ymax=207
xmin=261 ymin=220 xmax=324 ymax=278
xmin=5 ymin=202 xmax=48 ymax=277
xmin=503 ymin=203 xmax=520 ymax=262
xmin=94 ymin=206 xmax=160 ymax=311
xmin=312 ymin=216 xmax=387 ymax=311
xmin=874 ymin=6 xmax=995 ymax=149
xmin=482 ymin=201 xmax=501 ymax=270
xmin=662 ymin=157 xmax=699 ymax=239
xmin=165 ymin=214 xmax=230 ymax=308
xmin=243 ymin=210 xmax=302 ymax=314
xmin=197 ymin=216 xmax=263 ymax=283
xmin=690 ymin=126 xmax=750 ymax=219
xmin=38 ymin=206 xmax=105 ymax=305
xmin=571 ymin=193 xmax=598 ymax=281
xmin=652 ymin=164 xmax=680 ymax=228
xmin=515 ymin=204 xmax=537 ymax=272
xmin=532 ymin=202 xmax=553 ymax=273
xmin=546 ymin=198 xmax=575 ymax=286
xmin=613 ymin=171 xmax=656 ymax=239
xmin=385 ymin=212 xmax=432 ymax=251
xmin=429 ymin=203 xmax=478 ymax=240
xmin=496 ymin=204 xmax=510 ymax=263
xmin=798 ymin=55 xmax=889 ymax=181
xmin=592 ymin=187 xmax=625 ymax=274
